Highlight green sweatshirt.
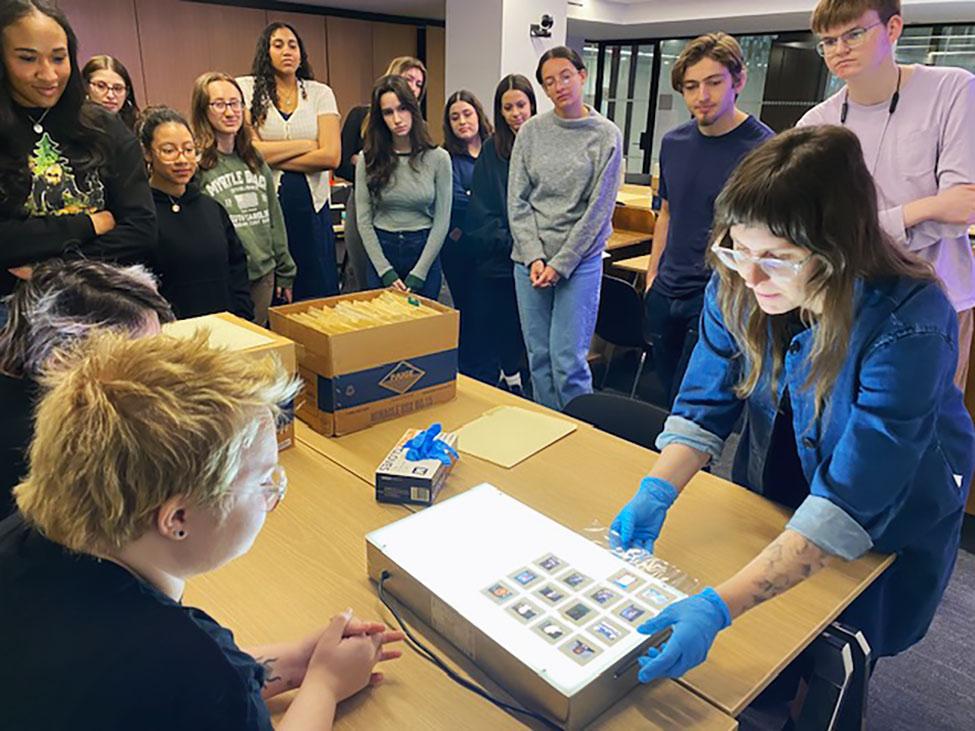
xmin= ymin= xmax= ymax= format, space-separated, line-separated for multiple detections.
xmin=197 ymin=152 xmax=296 ymax=287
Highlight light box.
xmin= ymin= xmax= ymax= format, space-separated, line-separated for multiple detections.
xmin=365 ymin=484 xmax=686 ymax=729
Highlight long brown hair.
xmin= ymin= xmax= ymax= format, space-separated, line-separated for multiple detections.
xmin=711 ymin=125 xmax=935 ymax=418
xmin=191 ymin=72 xmax=263 ymax=173
xmin=443 ymin=90 xmax=492 ymax=156
xmin=82 ymin=54 xmax=140 ymax=130
xmin=363 ymin=75 xmax=435 ymax=202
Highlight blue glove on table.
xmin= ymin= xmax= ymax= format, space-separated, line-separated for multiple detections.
xmin=609 ymin=477 xmax=678 ymax=553
xmin=636 ymin=587 xmax=732 ymax=683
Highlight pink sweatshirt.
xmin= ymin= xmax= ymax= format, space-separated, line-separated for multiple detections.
xmin=798 ymin=64 xmax=975 ymax=312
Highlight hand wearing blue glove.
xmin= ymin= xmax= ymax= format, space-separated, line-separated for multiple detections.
xmin=609 ymin=476 xmax=679 ymax=553
xmin=635 ymin=587 xmax=732 ymax=683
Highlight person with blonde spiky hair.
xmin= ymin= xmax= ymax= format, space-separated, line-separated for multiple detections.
xmin=1 ymin=331 xmax=403 ymax=731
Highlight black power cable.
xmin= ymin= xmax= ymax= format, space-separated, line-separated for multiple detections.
xmin=377 ymin=570 xmax=564 ymax=730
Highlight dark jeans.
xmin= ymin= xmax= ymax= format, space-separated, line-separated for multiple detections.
xmin=441 ymin=239 xmax=478 ymax=375
xmin=467 ymin=274 xmax=527 ymax=385
xmin=365 ymin=228 xmax=443 ymax=301
xmin=278 ymin=171 xmax=339 ymax=300
xmin=644 ymin=285 xmax=705 ymax=408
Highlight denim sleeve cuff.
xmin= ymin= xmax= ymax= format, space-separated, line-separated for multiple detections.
xmin=655 ymin=415 xmax=724 ymax=462
xmin=786 ymin=495 xmax=874 ymax=561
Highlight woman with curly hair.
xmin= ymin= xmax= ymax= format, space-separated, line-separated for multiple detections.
xmin=238 ymin=22 xmax=341 ymax=300
xmin=0 ymin=1 xmax=155 ymax=303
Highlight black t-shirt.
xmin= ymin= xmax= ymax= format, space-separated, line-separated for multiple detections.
xmin=0 ymin=373 xmax=34 ymax=520
xmin=0 ymin=513 xmax=273 ymax=731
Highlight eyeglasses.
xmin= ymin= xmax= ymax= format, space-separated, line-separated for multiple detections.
xmin=543 ymin=70 xmax=578 ymax=90
xmin=816 ymin=21 xmax=884 ymax=56
xmin=89 ymin=80 xmax=126 ymax=96
xmin=154 ymin=145 xmax=201 ymax=162
xmin=710 ymin=241 xmax=811 ymax=280
xmin=238 ymin=465 xmax=288 ymax=512
xmin=208 ymin=99 xmax=243 ymax=113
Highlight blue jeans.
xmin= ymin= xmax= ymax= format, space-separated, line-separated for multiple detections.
xmin=514 ymin=255 xmax=602 ymax=410
xmin=365 ymin=228 xmax=443 ymax=301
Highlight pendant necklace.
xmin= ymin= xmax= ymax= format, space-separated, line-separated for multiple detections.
xmin=28 ymin=107 xmax=52 ymax=135
xmin=167 ymin=194 xmax=181 ymax=213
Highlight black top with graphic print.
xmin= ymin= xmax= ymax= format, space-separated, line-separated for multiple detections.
xmin=0 ymin=103 xmax=156 ymax=296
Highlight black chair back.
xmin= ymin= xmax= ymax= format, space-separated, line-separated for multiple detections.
xmin=563 ymin=393 xmax=670 ymax=451
xmin=596 ymin=275 xmax=645 ymax=349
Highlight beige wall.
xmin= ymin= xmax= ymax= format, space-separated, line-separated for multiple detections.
xmin=56 ymin=0 xmax=442 ymax=121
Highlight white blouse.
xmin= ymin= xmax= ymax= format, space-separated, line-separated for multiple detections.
xmin=237 ymin=76 xmax=340 ymax=213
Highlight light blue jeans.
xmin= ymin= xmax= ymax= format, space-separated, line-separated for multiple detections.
xmin=514 ymin=254 xmax=602 ymax=410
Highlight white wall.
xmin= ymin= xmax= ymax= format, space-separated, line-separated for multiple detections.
xmin=444 ymin=0 xmax=503 ymax=117
xmin=499 ymin=0 xmax=568 ymax=111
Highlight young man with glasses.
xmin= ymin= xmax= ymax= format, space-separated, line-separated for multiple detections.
xmin=799 ymin=0 xmax=975 ymax=388
xmin=644 ymin=33 xmax=773 ymax=408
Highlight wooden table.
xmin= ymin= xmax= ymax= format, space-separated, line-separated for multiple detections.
xmin=185 ymin=441 xmax=736 ymax=730
xmin=297 ymin=376 xmax=893 ymax=717
xmin=613 ymin=255 xmax=650 ymax=275
xmin=617 ymin=184 xmax=654 ymax=210
xmin=605 ymin=230 xmax=652 ymax=254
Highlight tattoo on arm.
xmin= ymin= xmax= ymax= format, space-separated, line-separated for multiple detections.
xmin=741 ymin=532 xmax=830 ymax=614
xmin=255 ymin=656 xmax=282 ymax=689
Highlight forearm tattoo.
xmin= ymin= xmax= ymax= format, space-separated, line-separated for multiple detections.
xmin=255 ymin=656 xmax=282 ymax=689
xmin=742 ymin=533 xmax=830 ymax=614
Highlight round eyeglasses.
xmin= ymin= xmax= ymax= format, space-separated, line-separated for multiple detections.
xmin=239 ymin=465 xmax=288 ymax=512
xmin=710 ymin=241 xmax=811 ymax=281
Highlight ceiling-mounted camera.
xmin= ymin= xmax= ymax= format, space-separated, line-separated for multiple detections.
xmin=530 ymin=13 xmax=554 ymax=38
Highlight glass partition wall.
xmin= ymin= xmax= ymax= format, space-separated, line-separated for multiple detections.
xmin=589 ymin=23 xmax=975 ymax=175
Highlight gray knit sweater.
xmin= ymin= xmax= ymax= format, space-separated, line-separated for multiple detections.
xmin=355 ymin=147 xmax=453 ymax=282
xmin=507 ymin=107 xmax=622 ymax=278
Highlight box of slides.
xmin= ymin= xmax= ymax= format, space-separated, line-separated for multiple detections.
xmin=366 ymin=484 xmax=685 ymax=729
xmin=269 ymin=290 xmax=458 ymax=436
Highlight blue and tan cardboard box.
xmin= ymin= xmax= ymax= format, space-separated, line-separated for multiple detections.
xmin=268 ymin=290 xmax=459 ymax=436
xmin=162 ymin=312 xmax=298 ymax=450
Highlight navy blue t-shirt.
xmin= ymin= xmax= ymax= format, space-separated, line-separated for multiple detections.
xmin=655 ymin=116 xmax=773 ymax=298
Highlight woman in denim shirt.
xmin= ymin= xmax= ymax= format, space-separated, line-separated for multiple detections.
xmin=612 ymin=126 xmax=975 ymax=685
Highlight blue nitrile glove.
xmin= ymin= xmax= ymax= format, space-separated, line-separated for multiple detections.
xmin=405 ymin=423 xmax=459 ymax=465
xmin=636 ymin=587 xmax=732 ymax=683
xmin=609 ymin=477 xmax=678 ymax=552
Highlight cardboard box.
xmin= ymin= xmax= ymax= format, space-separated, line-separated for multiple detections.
xmin=375 ymin=428 xmax=458 ymax=506
xmin=162 ymin=312 xmax=297 ymax=450
xmin=268 ymin=290 xmax=458 ymax=436
xmin=366 ymin=485 xmax=677 ymax=730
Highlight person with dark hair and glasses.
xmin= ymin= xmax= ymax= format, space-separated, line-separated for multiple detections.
xmin=138 ymin=105 xmax=253 ymax=321
xmin=441 ymin=89 xmax=492 ymax=375
xmin=509 ymin=46 xmax=622 ymax=410
xmin=610 ymin=127 xmax=974 ymax=704
xmin=464 ymin=74 xmax=537 ymax=394
xmin=82 ymin=54 xmax=139 ymax=130
xmin=0 ymin=1 xmax=156 ymax=303
xmin=238 ymin=22 xmax=341 ymax=301
xmin=0 ymin=258 xmax=174 ymax=518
